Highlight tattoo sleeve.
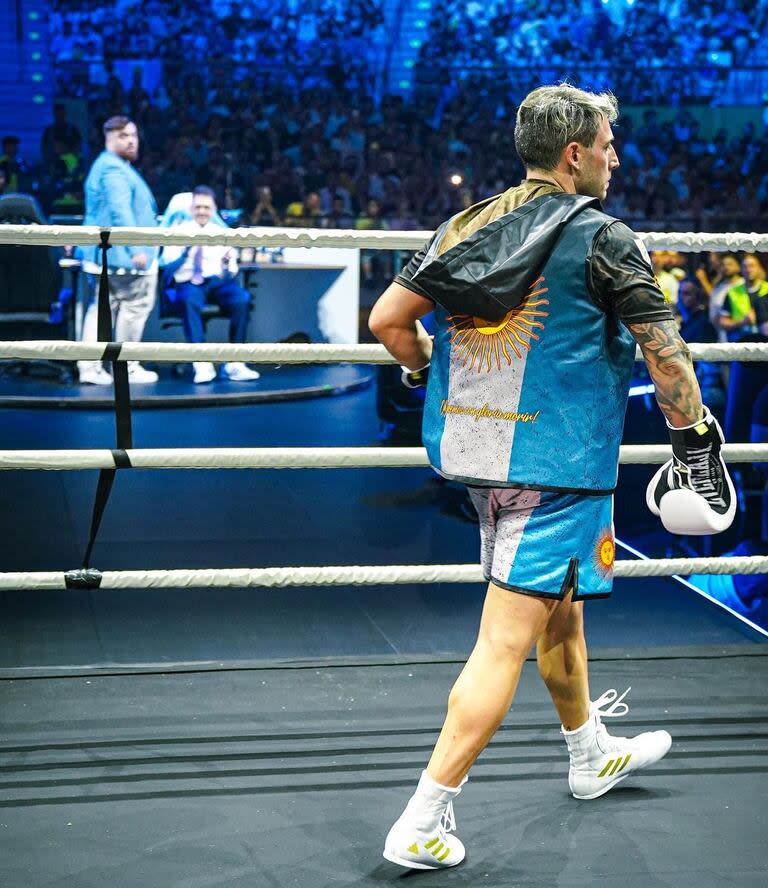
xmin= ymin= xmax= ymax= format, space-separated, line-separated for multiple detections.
xmin=627 ymin=320 xmax=703 ymax=427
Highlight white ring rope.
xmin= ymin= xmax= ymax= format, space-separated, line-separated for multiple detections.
xmin=0 ymin=443 xmax=764 ymax=471
xmin=1 ymin=224 xmax=768 ymax=252
xmin=1 ymin=340 xmax=766 ymax=364
xmin=0 ymin=341 xmax=393 ymax=364
xmin=0 ymin=556 xmax=765 ymax=591
xmin=3 ymin=225 xmax=766 ymax=601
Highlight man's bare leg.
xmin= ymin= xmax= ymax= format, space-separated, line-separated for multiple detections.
xmin=536 ymin=591 xmax=590 ymax=730
xmin=426 ymin=582 xmax=557 ymax=787
xmin=536 ymin=592 xmax=672 ymax=800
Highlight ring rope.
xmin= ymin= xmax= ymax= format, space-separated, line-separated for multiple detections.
xmin=0 ymin=443 xmax=765 ymax=471
xmin=4 ymin=225 xmax=766 ymax=599
xmin=1 ymin=224 xmax=768 ymax=253
xmin=1 ymin=341 xmax=766 ymax=364
xmin=0 ymin=556 xmax=766 ymax=591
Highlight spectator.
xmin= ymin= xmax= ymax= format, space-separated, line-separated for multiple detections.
xmin=678 ymin=278 xmax=725 ymax=417
xmin=0 ymin=136 xmax=29 ymax=193
xmin=723 ymin=255 xmax=768 ymax=442
xmin=324 ymin=194 xmax=355 ymax=228
xmin=284 ymin=191 xmax=323 ymax=227
xmin=302 ymin=190 xmax=323 ymax=224
xmin=355 ymin=198 xmax=389 ymax=282
xmin=50 ymin=19 xmax=78 ymax=61
xmin=719 ymin=253 xmax=767 ymax=341
xmin=651 ymin=250 xmax=685 ymax=308
xmin=248 ymin=186 xmax=281 ymax=226
xmin=388 ymin=198 xmax=420 ymax=232
xmin=46 ymin=136 xmax=85 ymax=212
xmin=745 ymin=254 xmax=768 ymax=337
xmin=77 ymin=115 xmax=159 ymax=385
xmin=354 ymin=197 xmax=385 ymax=231
xmin=678 ymin=279 xmax=717 ymax=343
xmin=696 ymin=252 xmax=745 ymax=340
xmin=40 ymin=103 xmax=82 ymax=166
xmin=319 ymin=171 xmax=352 ymax=216
xmin=127 ymin=67 xmax=150 ymax=118
xmin=161 ymin=185 xmax=260 ymax=385
xmin=154 ymin=144 xmax=196 ymax=211
xmin=284 ymin=201 xmax=305 ymax=226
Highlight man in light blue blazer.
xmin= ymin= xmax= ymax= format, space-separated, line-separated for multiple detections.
xmin=77 ymin=115 xmax=159 ymax=384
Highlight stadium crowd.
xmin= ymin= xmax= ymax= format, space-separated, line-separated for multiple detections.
xmin=21 ymin=79 xmax=768 ymax=237
xmin=49 ymin=0 xmax=385 ymax=60
xmin=2 ymin=1 xmax=767 ymax=616
xmin=25 ymin=0 xmax=766 ymax=234
xmin=414 ymin=0 xmax=768 ymax=104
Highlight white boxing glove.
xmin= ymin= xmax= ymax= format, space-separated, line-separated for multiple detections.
xmin=646 ymin=407 xmax=736 ymax=535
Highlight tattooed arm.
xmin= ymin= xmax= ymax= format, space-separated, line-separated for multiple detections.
xmin=630 ymin=320 xmax=735 ymax=536
xmin=627 ymin=320 xmax=703 ymax=428
xmin=588 ymin=224 xmax=701 ymax=427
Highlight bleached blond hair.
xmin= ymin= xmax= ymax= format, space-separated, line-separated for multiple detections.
xmin=514 ymin=84 xmax=618 ymax=171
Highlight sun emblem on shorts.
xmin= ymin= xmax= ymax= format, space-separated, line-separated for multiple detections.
xmin=447 ymin=276 xmax=549 ymax=372
xmin=594 ymin=531 xmax=615 ymax=576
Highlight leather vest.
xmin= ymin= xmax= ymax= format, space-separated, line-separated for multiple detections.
xmin=422 ymin=205 xmax=636 ymax=493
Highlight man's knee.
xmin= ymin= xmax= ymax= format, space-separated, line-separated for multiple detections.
xmin=215 ymin=280 xmax=251 ymax=306
xmin=175 ymin=283 xmax=204 ymax=306
xmin=232 ymin=285 xmax=251 ymax=306
xmin=478 ymin=615 xmax=542 ymax=662
xmin=119 ymin=280 xmax=156 ymax=317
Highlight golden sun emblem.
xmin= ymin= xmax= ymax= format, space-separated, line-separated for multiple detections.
xmin=447 ymin=277 xmax=549 ymax=372
xmin=594 ymin=532 xmax=615 ymax=576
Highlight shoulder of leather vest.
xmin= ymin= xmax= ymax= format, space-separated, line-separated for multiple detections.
xmin=413 ymin=194 xmax=611 ymax=321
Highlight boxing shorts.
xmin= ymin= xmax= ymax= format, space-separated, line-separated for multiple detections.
xmin=466 ymin=486 xmax=616 ymax=600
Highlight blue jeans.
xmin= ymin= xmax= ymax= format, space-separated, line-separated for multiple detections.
xmin=175 ymin=278 xmax=251 ymax=343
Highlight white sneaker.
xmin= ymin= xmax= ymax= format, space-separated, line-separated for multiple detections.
xmin=78 ymin=364 xmax=113 ymax=386
xmin=127 ymin=362 xmax=158 ymax=384
xmin=383 ymin=771 xmax=466 ymax=870
xmin=223 ymin=361 xmax=260 ymax=381
xmin=193 ymin=361 xmax=217 ymax=384
xmin=563 ymin=688 xmax=672 ymax=800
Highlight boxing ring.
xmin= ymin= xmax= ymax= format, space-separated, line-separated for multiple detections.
xmin=0 ymin=223 xmax=767 ymax=887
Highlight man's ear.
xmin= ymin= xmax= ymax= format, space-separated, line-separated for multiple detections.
xmin=564 ymin=140 xmax=581 ymax=170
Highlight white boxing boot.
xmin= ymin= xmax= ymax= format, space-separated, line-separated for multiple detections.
xmin=383 ymin=770 xmax=467 ymax=870
xmin=563 ymin=688 xmax=672 ymax=800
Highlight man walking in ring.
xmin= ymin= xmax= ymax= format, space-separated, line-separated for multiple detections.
xmin=369 ymin=83 xmax=731 ymax=870
xmin=77 ymin=116 xmax=159 ymax=385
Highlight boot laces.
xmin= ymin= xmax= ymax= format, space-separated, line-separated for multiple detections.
xmin=439 ymin=800 xmax=457 ymax=834
xmin=592 ymin=687 xmax=632 ymax=750
xmin=592 ymin=687 xmax=631 ymax=719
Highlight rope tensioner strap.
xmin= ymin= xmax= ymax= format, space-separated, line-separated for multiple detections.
xmin=0 ymin=443 xmax=765 ymax=471
xmin=81 ymin=230 xmax=133 ymax=569
xmin=1 ymin=556 xmax=766 ymax=591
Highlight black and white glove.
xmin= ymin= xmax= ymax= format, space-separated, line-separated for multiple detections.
xmin=401 ymin=363 xmax=430 ymax=389
xmin=646 ymin=407 xmax=736 ymax=535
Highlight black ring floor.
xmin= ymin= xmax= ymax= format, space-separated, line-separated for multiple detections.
xmin=1 ymin=375 xmax=766 ymax=885
xmin=1 ymin=651 xmax=766 ymax=887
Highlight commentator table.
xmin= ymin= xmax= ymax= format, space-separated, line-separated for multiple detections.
xmin=145 ymin=245 xmax=361 ymax=345
xmin=66 ymin=246 xmax=361 ymax=345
